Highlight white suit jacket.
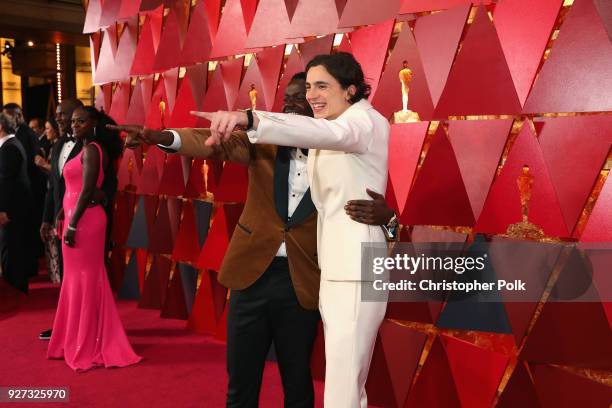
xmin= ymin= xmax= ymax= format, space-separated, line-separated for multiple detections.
xmin=249 ymin=99 xmax=389 ymax=281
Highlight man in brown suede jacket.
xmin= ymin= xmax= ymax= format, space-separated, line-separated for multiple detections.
xmin=110 ymin=73 xmax=395 ymax=408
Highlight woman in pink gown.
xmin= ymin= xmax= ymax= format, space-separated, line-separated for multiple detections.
xmin=47 ymin=106 xmax=141 ymax=371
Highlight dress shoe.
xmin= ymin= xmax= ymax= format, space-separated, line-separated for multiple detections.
xmin=39 ymin=329 xmax=52 ymax=340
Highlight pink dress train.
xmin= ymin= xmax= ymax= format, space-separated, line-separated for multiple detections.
xmin=47 ymin=142 xmax=142 ymax=372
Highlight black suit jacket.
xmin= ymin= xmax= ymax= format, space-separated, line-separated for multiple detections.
xmin=43 ymin=137 xmax=118 ymax=224
xmin=16 ymin=124 xmax=46 ymax=199
xmin=0 ymin=137 xmax=31 ymax=217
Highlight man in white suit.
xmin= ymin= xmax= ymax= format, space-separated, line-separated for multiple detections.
xmin=196 ymin=52 xmax=391 ymax=407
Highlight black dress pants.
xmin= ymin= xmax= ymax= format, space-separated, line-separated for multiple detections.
xmin=0 ymin=218 xmax=28 ymax=293
xmin=226 ymin=257 xmax=319 ymax=408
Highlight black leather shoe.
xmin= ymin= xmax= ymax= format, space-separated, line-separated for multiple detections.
xmin=39 ymin=329 xmax=52 ymax=340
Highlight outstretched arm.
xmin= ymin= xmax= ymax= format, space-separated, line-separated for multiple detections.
xmin=107 ymin=124 xmax=253 ymax=165
xmin=191 ymin=108 xmax=374 ymax=154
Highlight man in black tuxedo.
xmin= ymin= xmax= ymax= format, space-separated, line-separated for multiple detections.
xmin=39 ymin=98 xmax=84 ymax=267
xmin=3 ymin=104 xmax=46 ymax=277
xmin=0 ymin=111 xmax=31 ymax=294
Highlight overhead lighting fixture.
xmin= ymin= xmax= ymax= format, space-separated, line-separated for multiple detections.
xmin=56 ymin=43 xmax=62 ymax=103
xmin=27 ymin=41 xmax=34 ymax=47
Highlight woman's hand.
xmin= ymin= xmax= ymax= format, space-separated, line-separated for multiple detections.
xmin=63 ymin=227 xmax=76 ymax=248
xmin=34 ymin=154 xmax=48 ymax=167
xmin=35 ymin=155 xmax=51 ymax=173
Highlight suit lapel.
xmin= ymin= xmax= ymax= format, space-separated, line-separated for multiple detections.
xmin=57 ymin=138 xmax=82 ymax=178
xmin=287 ymin=188 xmax=316 ymax=227
xmin=273 ymin=146 xmax=290 ymax=222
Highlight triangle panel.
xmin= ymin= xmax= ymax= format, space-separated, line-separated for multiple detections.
xmin=413 ymin=4 xmax=470 ymax=106
xmin=475 ymin=124 xmax=569 ymax=237
xmin=493 ymin=0 xmax=563 ymax=106
xmin=523 ymin=0 xmax=612 ymax=113
xmin=403 ymin=127 xmax=475 ymax=226
xmin=538 ymin=115 xmax=612 ymax=235
xmin=209 ymin=0 xmax=248 ymax=59
xmin=388 ymin=122 xmax=428 ymax=217
xmin=448 ymin=119 xmax=512 ymax=219
xmin=371 ymin=22 xmax=435 ymax=120
xmin=434 ymin=6 xmax=522 ymax=117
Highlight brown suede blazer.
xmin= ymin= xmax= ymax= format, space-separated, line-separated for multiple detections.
xmin=171 ymin=128 xmax=320 ymax=310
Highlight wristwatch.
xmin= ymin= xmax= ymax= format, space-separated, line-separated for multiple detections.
xmin=245 ymin=109 xmax=254 ymax=130
xmin=381 ymin=213 xmax=399 ymax=241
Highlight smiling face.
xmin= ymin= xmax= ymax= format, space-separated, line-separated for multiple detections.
xmin=305 ymin=65 xmax=354 ymax=120
xmin=282 ymin=79 xmax=313 ymax=117
xmin=71 ymin=108 xmax=96 ymax=141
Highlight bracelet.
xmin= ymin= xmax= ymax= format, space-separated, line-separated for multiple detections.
xmin=66 ymin=225 xmax=77 ymax=232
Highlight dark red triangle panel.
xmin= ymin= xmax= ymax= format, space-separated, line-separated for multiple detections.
xmin=413 ymin=4 xmax=470 ymax=107
xmin=435 ymin=6 xmax=522 ymax=117
xmin=475 ymin=124 xmax=569 ymax=237
xmin=209 ymin=0 xmax=248 ymax=59
xmin=442 ymin=335 xmax=509 ymax=408
xmin=524 ymin=0 xmax=612 ymax=113
xmin=371 ymin=23 xmax=435 ymax=120
xmin=346 ymin=19 xmax=394 ymax=98
xmin=581 ymin=173 xmax=612 ymax=242
xmin=493 ymin=0 xmax=563 ymax=106
xmin=403 ymin=127 xmax=475 ymax=226
xmin=448 ymin=119 xmax=512 ymax=220
xmin=387 ymin=122 xmax=428 ymax=217
xmin=496 ymin=362 xmax=540 ymax=408
xmin=338 ymin=0 xmax=400 ymax=28
xmin=245 ymin=0 xmax=292 ymax=49
xmin=404 ymin=337 xmax=461 ymax=408
xmin=179 ymin=0 xmax=214 ymax=65
xmin=538 ymin=115 xmax=612 ymax=234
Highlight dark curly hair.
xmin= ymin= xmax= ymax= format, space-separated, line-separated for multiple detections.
xmin=78 ymin=106 xmax=124 ymax=165
xmin=305 ymin=52 xmax=371 ymax=104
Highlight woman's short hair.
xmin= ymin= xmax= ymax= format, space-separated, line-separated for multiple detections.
xmin=305 ymin=52 xmax=371 ymax=104
xmin=0 ymin=111 xmax=16 ymax=134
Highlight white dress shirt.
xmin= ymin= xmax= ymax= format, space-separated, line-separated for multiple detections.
xmin=0 ymin=134 xmax=15 ymax=148
xmin=58 ymin=136 xmax=76 ymax=175
xmin=163 ymin=130 xmax=309 ymax=257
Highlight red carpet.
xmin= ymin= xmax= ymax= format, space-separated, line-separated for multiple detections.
xmin=0 ymin=280 xmax=325 ymax=407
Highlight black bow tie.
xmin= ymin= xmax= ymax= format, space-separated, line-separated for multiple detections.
xmin=297 ymin=148 xmax=309 ymax=156
xmin=65 ymin=136 xmax=75 ymax=142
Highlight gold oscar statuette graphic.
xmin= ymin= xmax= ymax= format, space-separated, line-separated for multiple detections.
xmin=505 ymin=166 xmax=545 ymax=240
xmin=249 ymin=84 xmax=258 ymax=110
xmin=159 ymin=100 xmax=166 ymax=129
xmin=394 ymin=60 xmax=420 ymax=123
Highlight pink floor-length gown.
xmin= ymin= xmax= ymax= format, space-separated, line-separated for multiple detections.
xmin=47 ymin=142 xmax=142 ymax=371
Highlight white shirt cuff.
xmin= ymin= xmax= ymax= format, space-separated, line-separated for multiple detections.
xmin=246 ymin=128 xmax=259 ymax=143
xmin=159 ymin=129 xmax=182 ymax=151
